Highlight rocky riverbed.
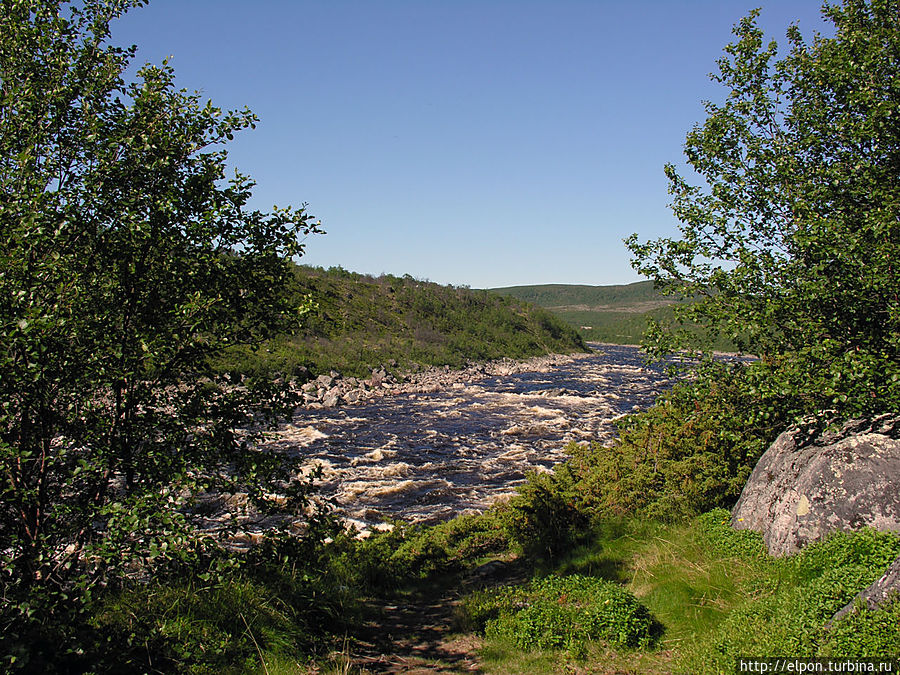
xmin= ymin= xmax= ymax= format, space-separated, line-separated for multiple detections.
xmin=254 ymin=343 xmax=671 ymax=536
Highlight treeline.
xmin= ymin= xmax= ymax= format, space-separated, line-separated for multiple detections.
xmin=215 ymin=265 xmax=588 ymax=379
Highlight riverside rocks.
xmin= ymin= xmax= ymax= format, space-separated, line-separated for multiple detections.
xmin=732 ymin=414 xmax=900 ymax=556
xmin=295 ymin=353 xmax=580 ymax=409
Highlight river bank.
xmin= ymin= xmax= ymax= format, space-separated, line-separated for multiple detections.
xmin=194 ymin=345 xmax=669 ymax=545
xmin=295 ymin=350 xmax=590 ymax=409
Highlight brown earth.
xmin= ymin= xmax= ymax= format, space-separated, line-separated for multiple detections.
xmin=340 ymin=558 xmax=531 ymax=674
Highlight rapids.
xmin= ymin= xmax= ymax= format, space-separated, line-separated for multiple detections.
xmin=268 ymin=343 xmax=672 ymax=533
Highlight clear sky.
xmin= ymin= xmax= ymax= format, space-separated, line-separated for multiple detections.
xmin=111 ymin=1 xmax=831 ymax=288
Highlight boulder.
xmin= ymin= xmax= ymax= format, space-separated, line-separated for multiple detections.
xmin=831 ymin=553 xmax=900 ymax=623
xmin=732 ymin=414 xmax=900 ymax=556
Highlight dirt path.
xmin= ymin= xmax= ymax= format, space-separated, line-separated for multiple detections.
xmin=346 ymin=559 xmax=530 ymax=674
xmin=350 ymin=591 xmax=481 ymax=674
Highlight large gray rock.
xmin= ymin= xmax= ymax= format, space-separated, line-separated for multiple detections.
xmin=732 ymin=414 xmax=900 ymax=556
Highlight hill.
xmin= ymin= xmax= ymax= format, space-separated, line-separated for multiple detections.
xmin=489 ymin=280 xmax=662 ymax=308
xmin=489 ymin=281 xmax=675 ymax=345
xmin=215 ymin=265 xmax=588 ymax=379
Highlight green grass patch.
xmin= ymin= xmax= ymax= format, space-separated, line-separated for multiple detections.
xmin=462 ymin=574 xmax=659 ymax=655
xmin=463 ymin=511 xmax=900 ymax=674
xmin=89 ymin=579 xmax=312 ymax=674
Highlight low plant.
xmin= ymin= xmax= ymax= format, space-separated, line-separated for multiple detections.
xmin=683 ymin=525 xmax=900 ymax=672
xmin=462 ymin=574 xmax=659 ymax=656
xmin=332 ymin=511 xmax=512 ymax=593
xmin=569 ymin=362 xmax=788 ymax=522
xmin=819 ymin=600 xmax=900 ymax=657
xmin=501 ymin=464 xmax=589 ymax=562
xmin=695 ymin=508 xmax=768 ymax=560
xmin=89 ymin=578 xmax=305 ymax=675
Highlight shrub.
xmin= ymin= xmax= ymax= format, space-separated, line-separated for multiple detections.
xmin=794 ymin=528 xmax=900 ymax=584
xmin=820 ymin=600 xmax=900 ymax=657
xmin=566 ymin=362 xmax=787 ymax=523
xmin=502 ymin=465 xmax=589 ymax=561
xmin=695 ymin=508 xmax=768 ymax=560
xmin=331 ymin=511 xmax=512 ymax=592
xmin=462 ymin=574 xmax=659 ymax=654
xmin=690 ymin=527 xmax=900 ymax=670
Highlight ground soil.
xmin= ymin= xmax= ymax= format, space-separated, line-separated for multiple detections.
xmin=345 ymin=558 xmax=530 ymax=674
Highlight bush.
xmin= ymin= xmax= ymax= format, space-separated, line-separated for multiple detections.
xmin=695 ymin=508 xmax=768 ymax=560
xmin=462 ymin=574 xmax=659 ymax=654
xmin=820 ymin=600 xmax=900 ymax=657
xmin=331 ymin=511 xmax=512 ymax=593
xmin=565 ymin=362 xmax=787 ymax=523
xmin=794 ymin=527 xmax=900 ymax=584
xmin=502 ymin=465 xmax=589 ymax=561
xmin=688 ymin=527 xmax=900 ymax=670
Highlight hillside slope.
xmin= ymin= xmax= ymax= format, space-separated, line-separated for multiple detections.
xmin=217 ymin=266 xmax=588 ymax=378
xmin=489 ymin=280 xmax=662 ymax=308
xmin=489 ymin=281 xmax=675 ymax=345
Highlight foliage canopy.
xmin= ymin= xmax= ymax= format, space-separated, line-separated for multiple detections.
xmin=0 ymin=0 xmax=321 ymax=664
xmin=627 ymin=0 xmax=900 ymax=420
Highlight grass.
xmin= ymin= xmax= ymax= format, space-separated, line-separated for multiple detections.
xmin=465 ymin=512 xmax=900 ymax=674
xmin=517 ymin=518 xmax=768 ymax=674
xmin=489 ymin=281 xmax=741 ymax=350
xmin=66 ymin=505 xmax=900 ymax=674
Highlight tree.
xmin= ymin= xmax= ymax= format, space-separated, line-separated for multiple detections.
xmin=627 ymin=0 xmax=900 ymax=421
xmin=0 ymin=0 xmax=321 ymax=662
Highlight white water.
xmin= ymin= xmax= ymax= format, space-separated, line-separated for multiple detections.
xmin=266 ymin=344 xmax=670 ymax=532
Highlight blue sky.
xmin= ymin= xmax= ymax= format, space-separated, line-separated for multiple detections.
xmin=111 ymin=1 xmax=831 ymax=288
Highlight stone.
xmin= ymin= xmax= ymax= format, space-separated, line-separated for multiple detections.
xmin=831 ymin=554 xmax=900 ymax=623
xmin=732 ymin=414 xmax=900 ymax=556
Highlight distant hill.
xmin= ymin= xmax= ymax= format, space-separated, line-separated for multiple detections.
xmin=214 ymin=266 xmax=588 ymax=379
xmin=489 ymin=280 xmax=660 ymax=308
xmin=488 ymin=281 xmax=675 ymax=345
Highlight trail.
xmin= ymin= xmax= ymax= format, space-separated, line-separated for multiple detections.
xmin=351 ymin=590 xmax=479 ymax=674
xmin=346 ymin=559 xmax=530 ymax=674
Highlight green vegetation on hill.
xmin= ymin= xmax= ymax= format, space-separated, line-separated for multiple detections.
xmin=489 ymin=281 xmax=678 ymax=345
xmin=216 ymin=265 xmax=588 ymax=379
xmin=489 ymin=280 xmax=662 ymax=308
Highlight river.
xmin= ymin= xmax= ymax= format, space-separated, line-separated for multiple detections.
xmin=262 ymin=343 xmax=672 ymax=534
